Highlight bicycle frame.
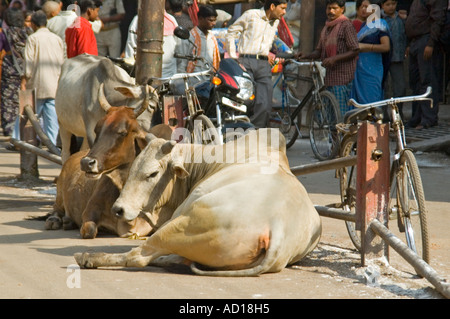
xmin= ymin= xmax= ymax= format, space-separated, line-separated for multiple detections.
xmin=273 ymin=61 xmax=325 ymax=133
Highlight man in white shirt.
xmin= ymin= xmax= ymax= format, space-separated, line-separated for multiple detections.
xmin=124 ymin=11 xmax=179 ymax=78
xmin=21 ymin=10 xmax=65 ymax=146
xmin=226 ymin=0 xmax=287 ymax=128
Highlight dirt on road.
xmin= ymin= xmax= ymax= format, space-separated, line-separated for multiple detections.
xmin=0 ymin=136 xmax=449 ymax=300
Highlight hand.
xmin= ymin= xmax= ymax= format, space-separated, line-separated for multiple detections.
xmin=322 ymin=56 xmax=337 ymax=68
xmin=423 ymin=46 xmax=434 ymax=61
xmin=20 ymin=77 xmax=27 ymax=91
xmin=268 ymin=55 xmax=275 ymax=66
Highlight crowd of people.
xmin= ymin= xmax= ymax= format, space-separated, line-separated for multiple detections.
xmin=301 ymin=0 xmax=449 ymax=130
xmin=0 ymin=0 xmax=449 ymax=151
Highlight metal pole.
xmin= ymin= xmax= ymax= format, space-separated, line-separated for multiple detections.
xmin=356 ymin=122 xmax=390 ymax=266
xmin=314 ymin=205 xmax=356 ymax=222
xmin=290 ymin=155 xmax=357 ymax=176
xmin=10 ymin=138 xmax=62 ymax=165
xmin=370 ymin=219 xmax=450 ymax=299
xmin=23 ymin=105 xmax=61 ymax=156
xmin=135 ymin=0 xmax=165 ymax=85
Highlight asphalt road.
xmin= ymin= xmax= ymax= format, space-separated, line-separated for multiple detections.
xmin=0 ymin=132 xmax=449 ymax=301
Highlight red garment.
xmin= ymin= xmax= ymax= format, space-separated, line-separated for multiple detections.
xmin=188 ymin=0 xmax=199 ymax=27
xmin=278 ymin=17 xmax=294 ymax=48
xmin=65 ymin=16 xmax=98 ymax=58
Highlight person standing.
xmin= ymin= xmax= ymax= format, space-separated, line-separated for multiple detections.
xmin=95 ymin=0 xmax=125 ymax=58
xmin=405 ymin=0 xmax=447 ymax=129
xmin=351 ymin=2 xmax=391 ymax=105
xmin=21 ymin=10 xmax=65 ymax=146
xmin=382 ymin=0 xmax=407 ymax=119
xmin=167 ymin=0 xmax=194 ymax=31
xmin=0 ymin=8 xmax=32 ymax=139
xmin=65 ymin=0 xmax=100 ymax=58
xmin=352 ymin=0 xmax=370 ymax=32
xmin=225 ymin=0 xmax=288 ymax=128
xmin=177 ymin=5 xmax=220 ymax=74
xmin=124 ymin=11 xmax=179 ymax=78
xmin=298 ymin=0 xmax=359 ymax=115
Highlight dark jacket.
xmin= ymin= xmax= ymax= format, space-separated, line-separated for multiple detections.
xmin=405 ymin=0 xmax=447 ymax=47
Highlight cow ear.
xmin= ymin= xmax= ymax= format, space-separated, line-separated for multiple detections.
xmin=114 ymin=86 xmax=141 ymax=98
xmin=172 ymin=163 xmax=189 ymax=179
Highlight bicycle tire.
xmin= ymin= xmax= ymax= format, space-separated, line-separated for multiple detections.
xmin=186 ymin=114 xmax=220 ymax=145
xmin=308 ymin=90 xmax=341 ymax=161
xmin=394 ymin=149 xmax=430 ymax=263
xmin=338 ymin=134 xmax=362 ymax=251
xmin=268 ymin=106 xmax=300 ymax=149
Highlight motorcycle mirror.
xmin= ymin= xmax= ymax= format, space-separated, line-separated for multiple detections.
xmin=174 ymin=26 xmax=190 ymax=40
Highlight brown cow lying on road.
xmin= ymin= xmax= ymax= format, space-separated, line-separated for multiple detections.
xmin=75 ymin=129 xmax=322 ymax=276
xmin=46 ymin=84 xmax=172 ymax=238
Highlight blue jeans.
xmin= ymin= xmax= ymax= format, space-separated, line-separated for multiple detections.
xmin=13 ymin=98 xmax=59 ymax=145
xmin=36 ymin=98 xmax=59 ymax=145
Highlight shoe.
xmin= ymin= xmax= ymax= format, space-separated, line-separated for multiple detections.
xmin=416 ymin=122 xmax=438 ymax=130
xmin=5 ymin=143 xmax=18 ymax=151
xmin=406 ymin=121 xmax=419 ymax=128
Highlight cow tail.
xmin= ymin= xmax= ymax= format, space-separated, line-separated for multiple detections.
xmin=190 ymin=222 xmax=284 ymax=277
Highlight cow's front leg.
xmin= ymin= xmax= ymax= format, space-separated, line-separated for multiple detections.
xmin=80 ymin=221 xmax=98 ymax=239
xmin=74 ymin=245 xmax=162 ymax=269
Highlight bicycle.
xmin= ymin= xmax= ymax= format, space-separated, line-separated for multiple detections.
xmin=337 ymin=87 xmax=432 ymax=263
xmin=269 ymin=59 xmax=341 ymax=161
xmin=150 ymin=68 xmax=220 ymax=145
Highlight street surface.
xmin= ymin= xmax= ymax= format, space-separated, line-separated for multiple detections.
xmin=0 ymin=131 xmax=449 ymax=300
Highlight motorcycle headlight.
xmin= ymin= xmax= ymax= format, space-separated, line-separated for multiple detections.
xmin=235 ymin=76 xmax=254 ymax=101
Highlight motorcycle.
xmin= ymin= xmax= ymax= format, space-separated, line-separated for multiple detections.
xmin=173 ymin=26 xmax=255 ymax=142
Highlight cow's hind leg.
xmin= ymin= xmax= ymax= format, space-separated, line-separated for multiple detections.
xmin=74 ymin=245 xmax=164 ymax=269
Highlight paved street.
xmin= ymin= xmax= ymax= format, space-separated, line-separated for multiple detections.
xmin=1 ymin=116 xmax=449 ymax=300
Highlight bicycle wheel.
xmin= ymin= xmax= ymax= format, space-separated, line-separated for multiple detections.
xmin=392 ymin=149 xmax=429 ymax=263
xmin=308 ymin=90 xmax=341 ymax=161
xmin=338 ymin=134 xmax=362 ymax=251
xmin=268 ymin=87 xmax=301 ymax=149
xmin=186 ymin=114 xmax=220 ymax=145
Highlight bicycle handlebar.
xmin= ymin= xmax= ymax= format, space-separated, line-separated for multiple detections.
xmin=149 ymin=69 xmax=212 ymax=83
xmin=348 ymin=86 xmax=433 ymax=109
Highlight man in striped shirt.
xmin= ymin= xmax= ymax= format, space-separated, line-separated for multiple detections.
xmin=225 ymin=0 xmax=288 ymax=128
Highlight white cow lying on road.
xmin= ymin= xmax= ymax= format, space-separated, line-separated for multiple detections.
xmin=75 ymin=129 xmax=321 ymax=276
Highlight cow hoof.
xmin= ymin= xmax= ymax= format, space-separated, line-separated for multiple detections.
xmin=45 ymin=216 xmax=62 ymax=230
xmin=80 ymin=222 xmax=98 ymax=239
xmin=62 ymin=216 xmax=77 ymax=230
xmin=74 ymin=252 xmax=97 ymax=269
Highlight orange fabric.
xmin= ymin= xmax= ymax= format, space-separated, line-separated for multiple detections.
xmin=186 ymin=27 xmax=220 ymax=73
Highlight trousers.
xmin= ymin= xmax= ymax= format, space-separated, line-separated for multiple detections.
xmin=408 ymin=34 xmax=442 ymax=126
xmin=239 ymin=57 xmax=272 ymax=128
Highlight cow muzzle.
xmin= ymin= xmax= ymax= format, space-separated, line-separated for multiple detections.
xmin=80 ymin=156 xmax=100 ymax=177
xmin=112 ymin=202 xmax=139 ymax=221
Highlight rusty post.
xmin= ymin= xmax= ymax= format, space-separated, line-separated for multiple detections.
xmin=18 ymin=89 xmax=39 ymax=180
xmin=135 ymin=0 xmax=165 ymax=85
xmin=356 ymin=121 xmax=390 ymax=266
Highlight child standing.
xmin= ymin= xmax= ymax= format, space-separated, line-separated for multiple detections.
xmin=382 ymin=0 xmax=407 ymax=119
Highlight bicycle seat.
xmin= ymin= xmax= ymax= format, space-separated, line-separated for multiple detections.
xmin=343 ymin=106 xmax=384 ymax=124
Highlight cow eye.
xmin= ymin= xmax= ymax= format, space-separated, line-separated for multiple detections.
xmin=147 ymin=171 xmax=158 ymax=179
xmin=118 ymin=131 xmax=128 ymax=137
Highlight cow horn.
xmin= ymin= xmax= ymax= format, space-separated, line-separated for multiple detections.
xmin=98 ymin=83 xmax=112 ymax=112
xmin=161 ymin=140 xmax=176 ymax=155
xmin=133 ymin=84 xmax=150 ymax=118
